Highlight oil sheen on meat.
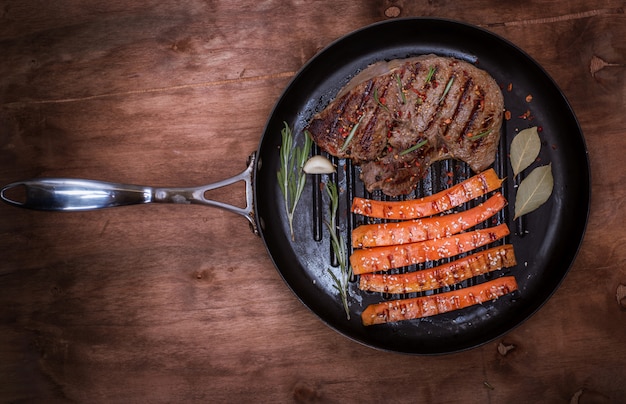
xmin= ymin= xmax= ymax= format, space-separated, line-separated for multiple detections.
xmin=305 ymin=54 xmax=505 ymax=196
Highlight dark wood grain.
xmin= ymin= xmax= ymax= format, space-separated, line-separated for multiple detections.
xmin=1 ymin=1 xmax=625 ymax=402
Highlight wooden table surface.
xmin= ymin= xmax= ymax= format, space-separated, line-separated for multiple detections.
xmin=1 ymin=1 xmax=625 ymax=402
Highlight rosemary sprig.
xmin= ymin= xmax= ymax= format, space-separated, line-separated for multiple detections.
xmin=425 ymin=66 xmax=436 ymax=84
xmin=277 ymin=122 xmax=312 ymax=241
xmin=325 ymin=181 xmax=351 ymax=320
xmin=399 ymin=139 xmax=428 ymax=156
xmin=439 ymin=76 xmax=455 ymax=104
xmin=373 ymin=88 xmax=390 ymax=112
xmin=395 ymin=73 xmax=406 ymax=104
xmin=340 ymin=115 xmax=363 ymax=152
xmin=468 ymin=128 xmax=492 ymax=141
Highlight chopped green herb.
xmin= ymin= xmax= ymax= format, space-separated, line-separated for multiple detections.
xmin=399 ymin=139 xmax=428 ymax=156
xmin=395 ymin=74 xmax=406 ymax=104
xmin=439 ymin=76 xmax=455 ymax=104
xmin=373 ymin=88 xmax=390 ymax=112
xmin=340 ymin=115 xmax=363 ymax=152
xmin=469 ymin=129 xmax=492 ymax=141
xmin=425 ymin=66 xmax=436 ymax=83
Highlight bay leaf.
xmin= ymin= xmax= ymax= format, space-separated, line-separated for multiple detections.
xmin=510 ymin=126 xmax=541 ymax=177
xmin=514 ymin=163 xmax=554 ymax=220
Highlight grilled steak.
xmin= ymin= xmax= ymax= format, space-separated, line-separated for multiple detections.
xmin=306 ymin=54 xmax=504 ymax=196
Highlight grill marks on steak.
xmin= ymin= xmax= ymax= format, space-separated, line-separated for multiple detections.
xmin=306 ymin=54 xmax=505 ymax=196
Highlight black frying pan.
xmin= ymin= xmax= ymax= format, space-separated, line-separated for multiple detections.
xmin=256 ymin=18 xmax=589 ymax=354
xmin=1 ymin=18 xmax=590 ymax=354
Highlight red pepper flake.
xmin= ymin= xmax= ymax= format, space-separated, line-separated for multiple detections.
xmin=519 ymin=109 xmax=532 ymax=120
xmin=504 ymin=111 xmax=512 ymax=120
xmin=551 ymin=144 xmax=558 ymax=150
xmin=537 ymin=126 xmax=543 ymax=132
xmin=525 ymin=94 xmax=533 ymax=103
xmin=507 ymin=83 xmax=513 ymax=92
xmin=379 ymin=97 xmax=386 ymax=105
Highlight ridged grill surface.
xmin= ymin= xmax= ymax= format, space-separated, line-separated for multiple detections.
xmin=309 ymin=118 xmax=522 ymax=302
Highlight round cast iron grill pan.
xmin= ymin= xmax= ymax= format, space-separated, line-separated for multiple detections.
xmin=254 ymin=18 xmax=590 ymax=354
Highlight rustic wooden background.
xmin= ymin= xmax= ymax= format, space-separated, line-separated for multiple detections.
xmin=1 ymin=0 xmax=625 ymax=402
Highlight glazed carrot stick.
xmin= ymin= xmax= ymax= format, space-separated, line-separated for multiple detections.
xmin=361 ymin=276 xmax=518 ymax=326
xmin=359 ymin=244 xmax=516 ymax=294
xmin=352 ymin=168 xmax=503 ymax=220
xmin=350 ymin=223 xmax=509 ymax=275
xmin=352 ymin=192 xmax=507 ymax=248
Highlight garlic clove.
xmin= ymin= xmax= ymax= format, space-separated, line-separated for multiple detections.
xmin=303 ymin=155 xmax=336 ymax=174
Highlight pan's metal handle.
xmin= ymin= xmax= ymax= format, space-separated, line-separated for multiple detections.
xmin=0 ymin=153 xmax=259 ymax=235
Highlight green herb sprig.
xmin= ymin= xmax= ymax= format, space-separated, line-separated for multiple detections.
xmin=325 ymin=181 xmax=351 ymax=320
xmin=439 ymin=76 xmax=455 ymax=104
xmin=469 ymin=129 xmax=492 ymax=141
xmin=340 ymin=115 xmax=363 ymax=152
xmin=277 ymin=122 xmax=312 ymax=241
xmin=399 ymin=139 xmax=428 ymax=156
xmin=425 ymin=66 xmax=436 ymax=84
xmin=395 ymin=73 xmax=406 ymax=104
xmin=373 ymin=88 xmax=390 ymax=113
